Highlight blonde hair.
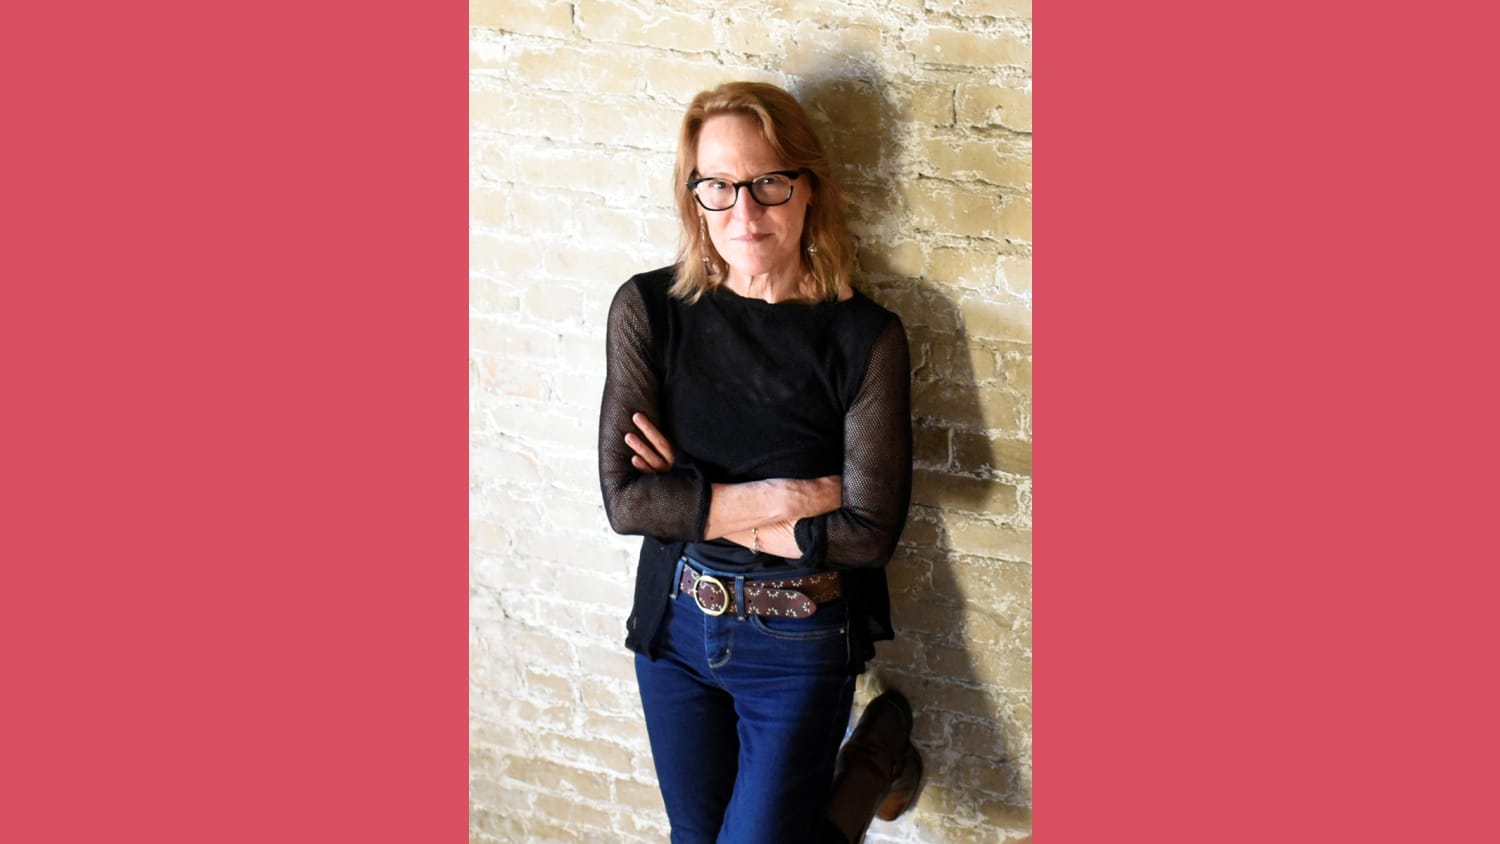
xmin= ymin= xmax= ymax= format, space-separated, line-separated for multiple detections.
xmin=670 ymin=82 xmax=855 ymax=303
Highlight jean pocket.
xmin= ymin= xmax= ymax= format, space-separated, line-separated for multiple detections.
xmin=747 ymin=599 xmax=849 ymax=642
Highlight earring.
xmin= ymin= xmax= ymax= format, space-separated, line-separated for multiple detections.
xmin=806 ymin=241 xmax=819 ymax=255
xmin=699 ymin=217 xmax=711 ymax=274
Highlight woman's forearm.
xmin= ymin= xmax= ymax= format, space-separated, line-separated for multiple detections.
xmin=702 ymin=476 xmax=841 ymax=540
xmin=721 ymin=521 xmax=801 ymax=558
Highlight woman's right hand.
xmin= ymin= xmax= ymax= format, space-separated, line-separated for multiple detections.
xmin=624 ymin=412 xmax=675 ymax=474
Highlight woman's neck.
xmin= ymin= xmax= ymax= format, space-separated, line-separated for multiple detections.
xmin=726 ymin=267 xmax=812 ymax=304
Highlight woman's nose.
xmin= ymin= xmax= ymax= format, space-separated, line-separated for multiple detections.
xmin=730 ymin=189 xmax=763 ymax=220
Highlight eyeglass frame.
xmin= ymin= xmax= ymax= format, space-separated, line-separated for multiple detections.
xmin=685 ymin=168 xmax=809 ymax=211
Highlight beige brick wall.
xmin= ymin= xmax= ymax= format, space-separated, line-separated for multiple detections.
xmin=470 ymin=1 xmax=1030 ymax=841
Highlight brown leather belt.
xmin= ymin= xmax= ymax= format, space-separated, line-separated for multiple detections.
xmin=678 ymin=565 xmax=842 ymax=619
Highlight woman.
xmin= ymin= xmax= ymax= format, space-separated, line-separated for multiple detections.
xmin=598 ymin=81 xmax=921 ymax=844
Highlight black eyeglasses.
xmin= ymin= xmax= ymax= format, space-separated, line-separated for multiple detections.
xmin=686 ymin=169 xmax=808 ymax=211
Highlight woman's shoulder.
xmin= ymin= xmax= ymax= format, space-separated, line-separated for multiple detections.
xmin=621 ymin=265 xmax=677 ymax=299
xmin=839 ymin=286 xmax=906 ymax=336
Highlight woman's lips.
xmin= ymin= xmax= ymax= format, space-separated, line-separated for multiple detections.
xmin=732 ymin=233 xmax=772 ymax=243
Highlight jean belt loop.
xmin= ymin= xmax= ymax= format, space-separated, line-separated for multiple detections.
xmin=670 ymin=557 xmax=687 ymax=599
xmin=734 ymin=575 xmax=747 ymax=621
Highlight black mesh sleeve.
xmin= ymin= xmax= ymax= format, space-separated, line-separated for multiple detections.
xmin=598 ymin=279 xmax=711 ymax=541
xmin=795 ymin=314 xmax=912 ymax=569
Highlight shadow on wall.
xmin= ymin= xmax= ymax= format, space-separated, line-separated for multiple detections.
xmin=796 ymin=60 xmax=1032 ymax=838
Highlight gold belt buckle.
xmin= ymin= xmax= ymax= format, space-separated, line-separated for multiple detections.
xmin=693 ymin=574 xmax=729 ymax=617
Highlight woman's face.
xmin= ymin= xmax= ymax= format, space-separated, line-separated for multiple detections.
xmin=694 ymin=114 xmax=813 ymax=283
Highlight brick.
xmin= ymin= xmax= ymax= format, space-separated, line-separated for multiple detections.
xmin=978 ymin=798 xmax=1033 ymax=831
xmin=960 ymin=294 xmax=1031 ymax=342
xmin=470 ymin=0 xmax=574 ymax=36
xmin=469 ymin=183 xmax=508 ymax=228
xmin=953 ymin=431 xmax=1032 ymax=476
xmin=559 ymin=330 xmax=608 ymax=375
xmin=926 ymin=247 xmax=998 ymax=289
xmin=957 ymin=82 xmax=1032 ymax=133
xmin=948 ymin=0 xmax=1033 ymax=19
xmin=578 ymin=644 xmax=637 ymax=683
xmin=926 ymin=817 xmax=1016 ymax=844
xmin=912 ymin=379 xmax=1024 ymax=432
xmin=469 ymin=275 xmax=519 ymax=316
xmin=1000 ymin=352 xmax=1030 ymax=392
xmin=470 ymin=87 xmax=578 ymax=139
xmin=948 ymin=717 xmax=1008 ymax=759
xmin=578 ymin=676 xmax=636 ymax=714
xmin=509 ymin=630 xmax=577 ymax=670
xmin=885 ymin=548 xmax=933 ymax=596
xmin=902 ymin=81 xmax=955 ymax=125
xmin=582 ymin=712 xmax=650 ymax=750
xmin=470 ymin=442 xmax=544 ymax=486
xmin=524 ymin=284 xmax=584 ymax=324
xmin=549 ymin=373 xmax=605 ymax=416
xmin=469 ymin=135 xmax=514 ymax=182
xmin=930 ymin=638 xmax=1028 ymax=688
xmin=470 ymin=805 xmax=529 ymax=841
xmin=999 ymin=256 xmax=1031 ymax=296
xmin=643 ymin=213 xmax=681 ymax=251
xmin=586 ymin=203 xmax=643 ymax=243
xmin=905 ymin=326 xmax=949 ymax=383
xmin=533 ymin=792 xmax=613 ymax=830
xmin=999 ymin=195 xmax=1031 ymax=241
xmin=823 ymin=125 xmax=884 ymax=174
xmin=471 ymin=355 xmax=549 ymax=401
xmin=619 ymin=810 xmax=671 ymax=840
xmin=715 ymin=9 xmax=777 ymax=54
xmin=510 ymin=42 xmax=642 ymax=97
xmin=469 ymin=517 xmax=506 ymax=552
xmin=469 ymin=318 xmax=560 ymax=360
xmin=512 ymin=758 xmax=612 ymax=800
xmin=858 ymin=239 xmax=923 ymax=278
xmin=471 ymin=231 xmax=547 ymax=276
xmin=578 ymin=96 xmax=683 ymax=151
xmin=964 ymin=342 xmax=1002 ymax=382
xmin=784 ymin=24 xmax=883 ymax=79
xmin=579 ymin=0 xmax=709 ymax=51
xmin=551 ymin=734 xmax=638 ymax=774
xmin=510 ymin=189 xmax=575 ymax=237
xmin=912 ymin=469 xmax=1019 ymax=516
xmin=906 ymin=26 xmax=1029 ymax=69
xmin=897 ymin=515 xmax=943 ymax=552
xmin=944 ymin=518 xmax=1030 ymax=561
xmin=523 ymin=667 xmax=577 ymax=703
xmin=912 ymin=422 xmax=950 ymax=467
xmin=897 ymin=598 xmax=967 ymax=641
xmin=919 ymin=136 xmax=1030 ymax=189
xmin=641 ymin=53 xmax=769 ymax=103
xmin=614 ymin=777 xmax=664 ymax=811
xmin=510 ymin=144 xmax=657 ymax=203
xmin=469 ymin=32 xmax=507 ymax=71
xmin=902 ymin=181 xmax=1006 ymax=239
xmin=545 ymin=241 xmax=644 ymax=285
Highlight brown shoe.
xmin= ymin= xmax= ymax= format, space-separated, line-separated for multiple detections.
xmin=828 ymin=689 xmax=924 ymax=842
xmin=875 ymin=741 xmax=924 ymax=821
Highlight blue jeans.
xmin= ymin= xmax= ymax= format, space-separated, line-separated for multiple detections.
xmin=636 ymin=559 xmax=857 ymax=844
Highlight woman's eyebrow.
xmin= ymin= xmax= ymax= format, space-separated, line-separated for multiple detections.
xmin=696 ymin=167 xmax=784 ymax=178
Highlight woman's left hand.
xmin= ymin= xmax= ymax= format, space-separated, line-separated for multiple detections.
xmin=625 ymin=412 xmax=675 ymax=474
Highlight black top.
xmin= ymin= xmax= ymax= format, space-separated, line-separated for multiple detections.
xmin=598 ymin=266 xmax=912 ymax=672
